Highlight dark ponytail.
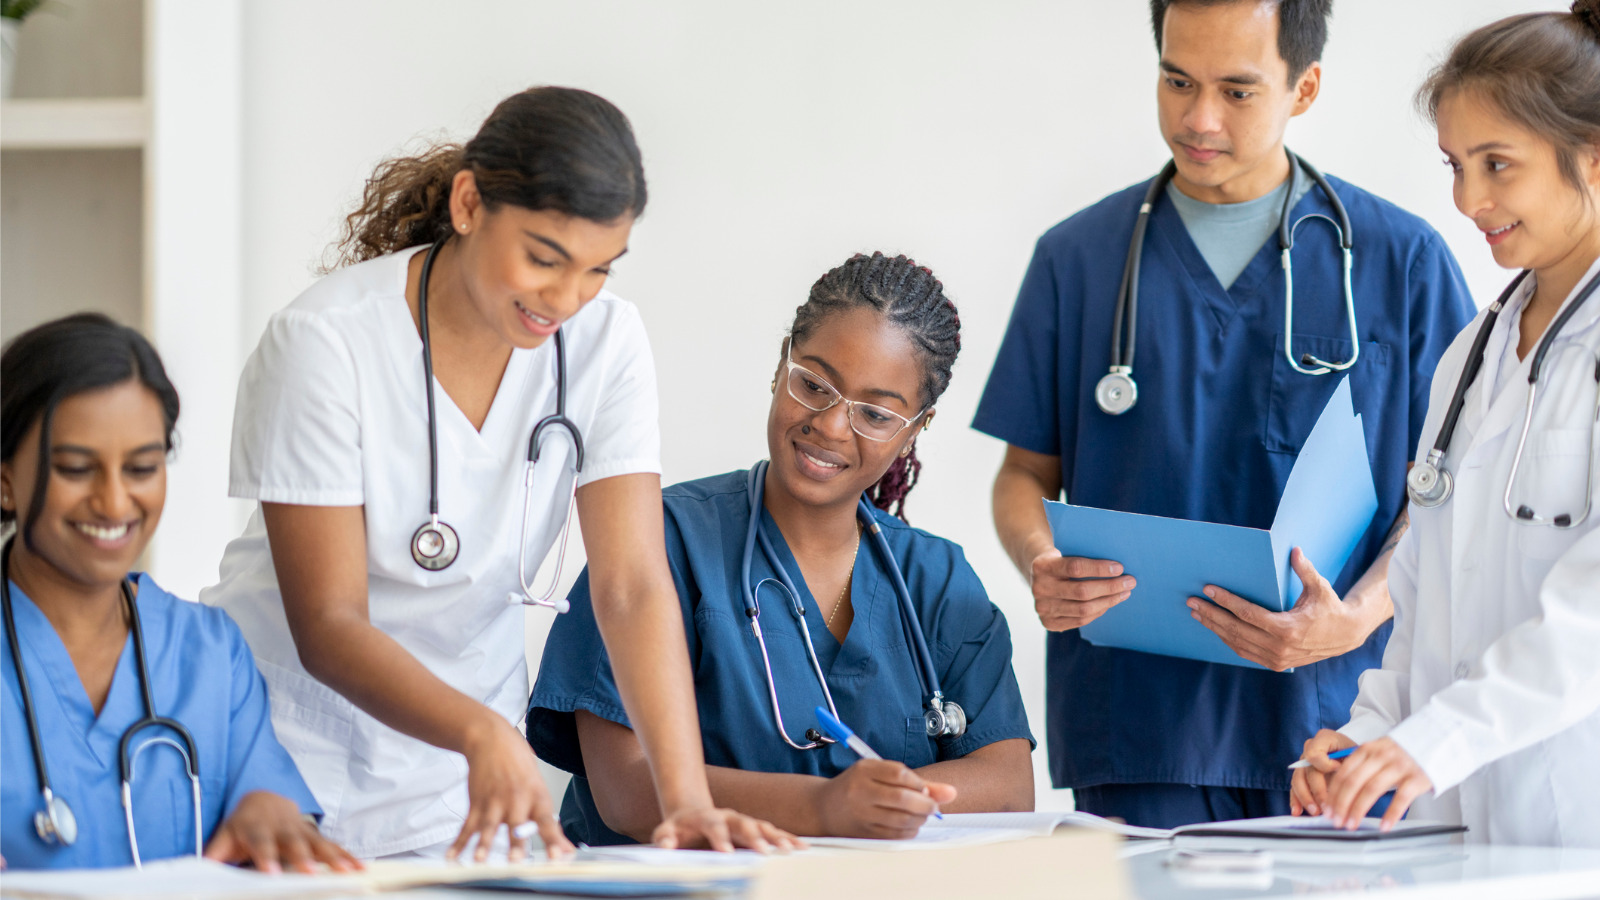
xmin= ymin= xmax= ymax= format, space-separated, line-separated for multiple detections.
xmin=1418 ymin=2 xmax=1600 ymax=196
xmin=1 ymin=313 xmax=180 ymax=549
xmin=326 ymin=86 xmax=648 ymax=269
xmin=790 ymin=252 xmax=961 ymax=521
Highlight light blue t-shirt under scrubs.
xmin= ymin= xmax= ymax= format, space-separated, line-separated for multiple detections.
xmin=1165 ymin=175 xmax=1311 ymax=290
xmin=528 ymin=468 xmax=1035 ymax=846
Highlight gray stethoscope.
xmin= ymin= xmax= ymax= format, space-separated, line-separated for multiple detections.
xmin=2 ymin=540 xmax=203 ymax=867
xmin=1097 ymin=149 xmax=1359 ymax=415
xmin=1406 ymin=269 xmax=1600 ymax=527
xmin=739 ymin=461 xmax=965 ymax=751
xmin=408 ymin=238 xmax=582 ymax=613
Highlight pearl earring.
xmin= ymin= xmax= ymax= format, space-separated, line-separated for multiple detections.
xmin=457 ymin=222 xmax=469 ymax=233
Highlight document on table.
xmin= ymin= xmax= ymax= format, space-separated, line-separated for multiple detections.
xmin=802 ymin=810 xmax=1170 ymax=851
xmin=0 ymin=857 xmax=357 ymax=900
xmin=1046 ymin=376 xmax=1379 ymax=669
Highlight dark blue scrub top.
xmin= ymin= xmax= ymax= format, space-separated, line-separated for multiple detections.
xmin=1 ymin=575 xmax=320 ymax=869
xmin=528 ymin=469 xmax=1034 ymax=845
xmin=971 ymin=173 xmax=1474 ymax=793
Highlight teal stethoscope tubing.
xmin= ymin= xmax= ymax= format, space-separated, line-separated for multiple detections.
xmin=739 ymin=461 xmax=958 ymax=751
xmin=1 ymin=539 xmax=203 ymax=867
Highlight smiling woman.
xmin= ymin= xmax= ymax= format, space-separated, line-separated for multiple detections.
xmin=0 ymin=314 xmax=358 ymax=871
xmin=528 ymin=252 xmax=1035 ymax=846
xmin=199 ymin=86 xmax=793 ymax=861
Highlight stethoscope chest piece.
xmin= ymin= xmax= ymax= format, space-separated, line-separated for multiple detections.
xmin=924 ymin=700 xmax=967 ymax=739
xmin=411 ymin=517 xmax=460 ymax=570
xmin=34 ymin=790 xmax=76 ymax=846
xmin=1095 ymin=368 xmax=1138 ymax=416
xmin=1405 ymin=458 xmax=1452 ymax=508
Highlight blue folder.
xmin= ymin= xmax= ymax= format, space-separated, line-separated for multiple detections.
xmin=1044 ymin=377 xmax=1379 ymax=669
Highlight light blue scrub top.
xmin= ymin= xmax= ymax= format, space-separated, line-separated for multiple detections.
xmin=528 ymin=468 xmax=1034 ymax=845
xmin=1 ymin=574 xmax=319 ymax=869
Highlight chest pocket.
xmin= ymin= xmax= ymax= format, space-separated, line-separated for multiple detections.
xmin=1514 ymin=426 xmax=1597 ymax=561
xmin=1263 ymin=335 xmax=1392 ymax=454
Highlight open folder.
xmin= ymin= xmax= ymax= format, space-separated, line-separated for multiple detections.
xmin=1044 ymin=377 xmax=1378 ymax=669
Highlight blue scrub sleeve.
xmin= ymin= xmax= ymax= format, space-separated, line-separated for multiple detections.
xmin=918 ymin=546 xmax=1035 ymax=760
xmin=526 ymin=568 xmax=633 ymax=778
xmin=217 ymin=614 xmax=321 ymax=820
xmin=1407 ymin=235 xmax=1476 ymax=452
xmin=971 ymin=236 xmax=1066 ymax=457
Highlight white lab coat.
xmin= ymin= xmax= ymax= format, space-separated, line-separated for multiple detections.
xmin=199 ymin=247 xmax=661 ymax=858
xmin=1341 ymin=259 xmax=1600 ymax=848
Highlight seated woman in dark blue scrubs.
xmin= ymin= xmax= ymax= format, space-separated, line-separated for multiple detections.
xmin=529 ymin=252 xmax=1035 ymax=844
xmin=0 ymin=314 xmax=356 ymax=871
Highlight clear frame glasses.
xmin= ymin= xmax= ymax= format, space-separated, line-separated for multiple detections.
xmin=782 ymin=343 xmax=927 ymax=442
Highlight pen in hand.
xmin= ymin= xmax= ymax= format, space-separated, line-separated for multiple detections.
xmin=1288 ymin=745 xmax=1358 ymax=770
xmin=814 ymin=706 xmax=942 ymax=820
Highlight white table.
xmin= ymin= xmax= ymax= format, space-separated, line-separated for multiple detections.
xmin=1125 ymin=843 xmax=1600 ymax=900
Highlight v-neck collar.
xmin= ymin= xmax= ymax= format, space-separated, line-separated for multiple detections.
xmin=387 ymin=248 xmax=538 ymax=452
xmin=1148 ymin=170 xmax=1323 ymax=336
xmin=6 ymin=577 xmax=143 ymax=768
xmin=754 ymin=505 xmax=880 ymax=678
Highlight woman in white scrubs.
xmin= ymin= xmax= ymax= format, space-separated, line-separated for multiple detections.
xmin=203 ymin=87 xmax=792 ymax=861
xmin=1292 ymin=3 xmax=1600 ymax=847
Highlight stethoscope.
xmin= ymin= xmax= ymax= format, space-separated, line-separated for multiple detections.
xmin=1096 ymin=148 xmax=1359 ymax=415
xmin=1406 ymin=269 xmax=1600 ymax=528
xmin=407 ymin=238 xmax=583 ymax=613
xmin=739 ymin=461 xmax=965 ymax=751
xmin=2 ymin=540 xmax=203 ymax=868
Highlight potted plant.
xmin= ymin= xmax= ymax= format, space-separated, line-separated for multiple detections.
xmin=2 ymin=0 xmax=49 ymax=98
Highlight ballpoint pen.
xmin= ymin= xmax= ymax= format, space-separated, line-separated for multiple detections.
xmin=1287 ymin=745 xmax=1358 ymax=769
xmin=814 ymin=706 xmax=942 ymax=819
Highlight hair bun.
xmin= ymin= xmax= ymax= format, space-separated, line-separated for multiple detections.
xmin=1575 ymin=0 xmax=1600 ymax=40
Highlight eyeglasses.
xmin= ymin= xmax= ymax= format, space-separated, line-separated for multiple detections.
xmin=781 ymin=343 xmax=927 ymax=442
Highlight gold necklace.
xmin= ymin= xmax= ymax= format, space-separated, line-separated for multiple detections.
xmin=828 ymin=523 xmax=862 ymax=628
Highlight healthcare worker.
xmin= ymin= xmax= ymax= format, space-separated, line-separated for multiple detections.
xmin=201 ymin=87 xmax=790 ymax=860
xmin=1294 ymin=2 xmax=1600 ymax=847
xmin=528 ymin=253 xmax=1036 ymax=845
xmin=0 ymin=314 xmax=357 ymax=872
xmin=973 ymin=0 xmax=1477 ymax=828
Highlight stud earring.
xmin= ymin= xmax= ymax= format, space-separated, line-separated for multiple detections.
xmin=899 ymin=444 xmax=913 ymax=458
xmin=457 ymin=222 xmax=469 ymax=233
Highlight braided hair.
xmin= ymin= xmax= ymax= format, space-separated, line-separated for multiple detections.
xmin=789 ymin=252 xmax=961 ymax=521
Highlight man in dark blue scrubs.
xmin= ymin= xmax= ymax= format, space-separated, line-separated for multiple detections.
xmin=973 ymin=0 xmax=1475 ymax=828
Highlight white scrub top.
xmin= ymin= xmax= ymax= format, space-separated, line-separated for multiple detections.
xmin=1341 ymin=258 xmax=1600 ymax=848
xmin=200 ymin=246 xmax=661 ymax=858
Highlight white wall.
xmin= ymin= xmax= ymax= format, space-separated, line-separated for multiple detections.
xmin=206 ymin=0 xmax=1553 ymax=811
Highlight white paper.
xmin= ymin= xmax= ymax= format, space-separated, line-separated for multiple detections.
xmin=0 ymin=857 xmax=358 ymax=900
xmin=800 ymin=810 xmax=1170 ymax=852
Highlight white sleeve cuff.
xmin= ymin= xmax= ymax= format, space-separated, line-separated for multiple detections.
xmin=1385 ymin=706 xmax=1476 ymax=795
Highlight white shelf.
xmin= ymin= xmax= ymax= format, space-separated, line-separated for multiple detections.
xmin=0 ymin=97 xmax=149 ymax=149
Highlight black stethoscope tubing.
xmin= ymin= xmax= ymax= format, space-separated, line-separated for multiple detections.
xmin=1407 ymin=268 xmax=1600 ymax=515
xmin=1100 ymin=149 xmax=1355 ymax=414
xmin=410 ymin=236 xmax=586 ymax=574
xmin=2 ymin=538 xmax=202 ymax=856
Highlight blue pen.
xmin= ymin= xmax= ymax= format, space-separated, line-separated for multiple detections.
xmin=1287 ymin=745 xmax=1358 ymax=770
xmin=814 ymin=706 xmax=942 ymax=820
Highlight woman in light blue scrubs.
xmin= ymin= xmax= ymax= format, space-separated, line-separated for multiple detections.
xmin=530 ymin=253 xmax=1035 ymax=844
xmin=0 ymin=314 xmax=356 ymax=872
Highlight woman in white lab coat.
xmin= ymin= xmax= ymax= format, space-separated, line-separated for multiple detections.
xmin=1291 ymin=3 xmax=1600 ymax=847
xmin=201 ymin=87 xmax=792 ymax=861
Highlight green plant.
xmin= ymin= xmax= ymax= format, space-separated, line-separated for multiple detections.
xmin=1 ymin=0 xmax=48 ymax=21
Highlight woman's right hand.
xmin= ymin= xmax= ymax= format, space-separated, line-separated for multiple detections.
xmin=814 ymin=759 xmax=956 ymax=839
xmin=1290 ymin=729 xmax=1357 ymax=817
xmin=450 ymin=714 xmax=574 ymax=862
